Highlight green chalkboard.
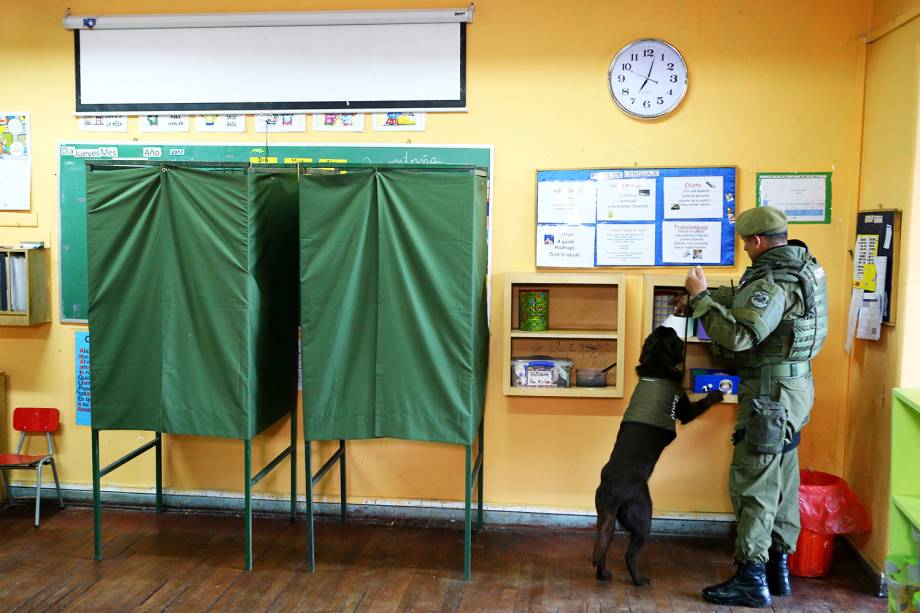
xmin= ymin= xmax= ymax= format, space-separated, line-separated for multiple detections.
xmin=59 ymin=142 xmax=492 ymax=321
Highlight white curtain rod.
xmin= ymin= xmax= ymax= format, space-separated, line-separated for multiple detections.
xmin=63 ymin=6 xmax=474 ymax=30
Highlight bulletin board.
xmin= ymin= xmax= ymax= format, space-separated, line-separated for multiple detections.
xmin=535 ymin=167 xmax=736 ymax=268
xmin=58 ymin=142 xmax=493 ymax=322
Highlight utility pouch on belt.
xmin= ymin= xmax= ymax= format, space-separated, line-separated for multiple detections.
xmin=746 ymin=369 xmax=787 ymax=455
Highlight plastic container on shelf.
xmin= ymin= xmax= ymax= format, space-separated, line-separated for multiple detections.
xmin=510 ymin=357 xmax=572 ymax=388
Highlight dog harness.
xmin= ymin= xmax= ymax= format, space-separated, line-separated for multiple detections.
xmin=621 ymin=377 xmax=684 ymax=434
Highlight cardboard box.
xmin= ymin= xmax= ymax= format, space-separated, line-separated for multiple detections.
xmin=692 ymin=368 xmax=740 ymax=394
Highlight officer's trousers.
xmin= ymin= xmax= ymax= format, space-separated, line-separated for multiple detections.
xmin=730 ymin=373 xmax=814 ymax=563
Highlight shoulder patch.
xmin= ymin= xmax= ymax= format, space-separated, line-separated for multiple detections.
xmin=751 ymin=291 xmax=771 ymax=308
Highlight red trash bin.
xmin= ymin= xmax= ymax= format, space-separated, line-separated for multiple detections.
xmin=788 ymin=470 xmax=871 ymax=578
xmin=789 ymin=528 xmax=835 ymax=577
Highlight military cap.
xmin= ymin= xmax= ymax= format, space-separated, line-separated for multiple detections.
xmin=735 ymin=206 xmax=787 ymax=237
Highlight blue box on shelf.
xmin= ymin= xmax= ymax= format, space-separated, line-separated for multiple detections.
xmin=692 ymin=368 xmax=741 ymax=394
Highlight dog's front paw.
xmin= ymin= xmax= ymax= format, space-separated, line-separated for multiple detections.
xmin=706 ymin=390 xmax=725 ymax=404
xmin=632 ymin=576 xmax=652 ymax=587
xmin=596 ymin=568 xmax=612 ymax=582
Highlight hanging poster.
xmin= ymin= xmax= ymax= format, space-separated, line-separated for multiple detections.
xmin=536 ymin=167 xmax=736 ymax=267
xmin=756 ymin=172 xmax=831 ymax=223
xmin=75 ymin=330 xmax=91 ymax=426
xmin=0 ymin=112 xmax=31 ymax=211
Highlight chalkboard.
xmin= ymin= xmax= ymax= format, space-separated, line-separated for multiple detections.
xmin=535 ymin=167 xmax=736 ymax=268
xmin=59 ymin=142 xmax=492 ymax=322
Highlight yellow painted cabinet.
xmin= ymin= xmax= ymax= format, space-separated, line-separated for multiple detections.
xmin=0 ymin=248 xmax=50 ymax=327
xmin=502 ymin=273 xmax=625 ymax=398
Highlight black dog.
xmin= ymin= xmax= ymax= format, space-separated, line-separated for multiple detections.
xmin=592 ymin=326 xmax=723 ymax=586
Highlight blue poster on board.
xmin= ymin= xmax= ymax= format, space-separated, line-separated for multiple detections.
xmin=535 ymin=167 xmax=736 ymax=267
xmin=75 ymin=331 xmax=91 ymax=426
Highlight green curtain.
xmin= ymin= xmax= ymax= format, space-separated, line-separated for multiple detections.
xmin=300 ymin=168 xmax=489 ymax=445
xmin=300 ymin=170 xmax=378 ymax=440
xmin=87 ymin=165 xmax=298 ymax=439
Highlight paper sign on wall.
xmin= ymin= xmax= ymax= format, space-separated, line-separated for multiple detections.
xmin=75 ymin=331 xmax=91 ymax=426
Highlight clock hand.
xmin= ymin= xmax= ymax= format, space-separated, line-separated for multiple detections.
xmin=628 ymin=69 xmax=658 ymax=84
xmin=639 ymin=59 xmax=656 ymax=92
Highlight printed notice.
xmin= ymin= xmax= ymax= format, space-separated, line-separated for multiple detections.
xmin=536 ymin=224 xmax=596 ymax=267
xmin=663 ymin=176 xmax=723 ymax=219
xmin=661 ymin=221 xmax=722 ymax=263
xmin=595 ymin=178 xmax=656 ymax=221
xmin=853 ymin=234 xmax=879 ymax=290
xmin=596 ymin=223 xmax=656 ymax=265
xmin=537 ymin=180 xmax=597 ymax=225
xmin=758 ymin=174 xmax=830 ymax=223
xmin=75 ymin=331 xmax=91 ymax=426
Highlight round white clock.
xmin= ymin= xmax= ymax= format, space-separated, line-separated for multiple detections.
xmin=608 ymin=38 xmax=688 ymax=119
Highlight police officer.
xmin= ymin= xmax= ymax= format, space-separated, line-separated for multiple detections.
xmin=683 ymin=206 xmax=828 ymax=608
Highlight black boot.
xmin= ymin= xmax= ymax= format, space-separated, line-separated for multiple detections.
xmin=702 ymin=560 xmax=773 ymax=608
xmin=766 ymin=549 xmax=792 ymax=596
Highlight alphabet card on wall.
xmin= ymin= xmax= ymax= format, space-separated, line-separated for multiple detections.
xmin=78 ymin=115 xmax=128 ymax=132
xmin=139 ymin=115 xmax=190 ymax=132
xmin=254 ymin=113 xmax=306 ymax=132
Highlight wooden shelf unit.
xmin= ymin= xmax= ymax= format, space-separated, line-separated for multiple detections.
xmin=642 ymin=274 xmax=739 ymax=404
xmin=503 ymin=273 xmax=625 ymax=398
xmin=0 ymin=248 xmax=50 ymax=326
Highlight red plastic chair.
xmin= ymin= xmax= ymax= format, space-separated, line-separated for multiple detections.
xmin=0 ymin=408 xmax=64 ymax=527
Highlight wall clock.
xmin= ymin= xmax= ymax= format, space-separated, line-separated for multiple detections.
xmin=608 ymin=38 xmax=688 ymax=119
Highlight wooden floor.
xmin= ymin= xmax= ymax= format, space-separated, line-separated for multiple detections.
xmin=0 ymin=504 xmax=885 ymax=612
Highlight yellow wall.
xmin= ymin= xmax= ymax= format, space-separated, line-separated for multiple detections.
xmin=844 ymin=0 xmax=920 ymax=569
xmin=1 ymin=1 xmax=869 ymax=521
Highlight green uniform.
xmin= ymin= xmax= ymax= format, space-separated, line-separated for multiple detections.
xmin=621 ymin=377 xmax=684 ymax=434
xmin=690 ymin=244 xmax=827 ymax=563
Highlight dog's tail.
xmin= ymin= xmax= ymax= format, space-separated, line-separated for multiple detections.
xmin=592 ymin=508 xmax=617 ymax=568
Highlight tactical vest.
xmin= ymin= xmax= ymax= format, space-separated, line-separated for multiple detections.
xmin=622 ymin=377 xmax=684 ymax=433
xmin=712 ymin=245 xmax=828 ymax=367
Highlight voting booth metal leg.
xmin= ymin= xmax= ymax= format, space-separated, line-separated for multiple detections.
xmin=155 ymin=432 xmax=163 ymax=513
xmin=339 ymin=439 xmax=347 ymax=522
xmin=92 ymin=428 xmax=102 ymax=561
xmin=290 ymin=409 xmax=297 ymax=523
xmin=92 ymin=429 xmax=159 ymax=562
xmin=305 ymin=441 xmax=315 ymax=572
xmin=305 ymin=440 xmax=348 ymax=572
xmin=244 ymin=439 xmax=253 ymax=571
xmin=464 ymin=420 xmax=485 ymax=580
xmin=477 ymin=420 xmax=484 ymax=530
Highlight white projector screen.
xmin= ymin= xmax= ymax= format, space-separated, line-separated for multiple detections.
xmin=75 ymin=23 xmax=466 ymax=113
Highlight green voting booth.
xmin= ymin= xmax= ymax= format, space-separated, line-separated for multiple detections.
xmin=86 ymin=163 xmax=300 ymax=571
xmin=299 ymin=166 xmax=488 ymax=579
xmin=85 ymin=162 xmax=488 ymax=576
